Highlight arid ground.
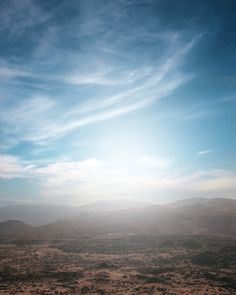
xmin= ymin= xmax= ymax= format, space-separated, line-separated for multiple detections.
xmin=0 ymin=234 xmax=235 ymax=295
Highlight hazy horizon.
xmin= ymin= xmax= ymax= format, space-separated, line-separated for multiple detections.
xmin=0 ymin=196 xmax=234 ymax=209
xmin=0 ymin=0 xmax=236 ymax=206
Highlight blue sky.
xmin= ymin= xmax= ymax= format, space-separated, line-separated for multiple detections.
xmin=0 ymin=0 xmax=236 ymax=205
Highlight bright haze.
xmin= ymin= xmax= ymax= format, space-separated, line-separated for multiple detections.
xmin=0 ymin=0 xmax=236 ymax=206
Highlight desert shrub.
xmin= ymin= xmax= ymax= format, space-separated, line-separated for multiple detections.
xmin=52 ymin=271 xmax=83 ymax=282
xmin=0 ymin=266 xmax=16 ymax=282
xmin=192 ymin=252 xmax=217 ymax=266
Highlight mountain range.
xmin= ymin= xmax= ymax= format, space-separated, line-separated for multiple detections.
xmin=0 ymin=198 xmax=235 ymax=238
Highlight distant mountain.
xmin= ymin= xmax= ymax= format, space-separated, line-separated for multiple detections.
xmin=0 ymin=204 xmax=78 ymax=225
xmin=169 ymin=197 xmax=209 ymax=207
xmin=0 ymin=198 xmax=235 ymax=238
xmin=78 ymin=200 xmax=151 ymax=212
xmin=36 ymin=197 xmax=236 ymax=238
xmin=0 ymin=200 xmax=150 ymax=225
xmin=171 ymin=197 xmax=236 ymax=213
xmin=0 ymin=220 xmax=32 ymax=236
xmin=204 ymin=198 xmax=236 ymax=213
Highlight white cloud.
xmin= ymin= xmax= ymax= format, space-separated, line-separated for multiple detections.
xmin=0 ymin=152 xmax=235 ymax=203
xmin=37 ymin=163 xmax=236 ymax=204
xmin=0 ymin=154 xmax=25 ymax=179
xmin=136 ymin=156 xmax=173 ymax=168
xmin=197 ymin=149 xmax=217 ymax=156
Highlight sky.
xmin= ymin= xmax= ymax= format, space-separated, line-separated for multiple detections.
xmin=0 ymin=0 xmax=236 ymax=206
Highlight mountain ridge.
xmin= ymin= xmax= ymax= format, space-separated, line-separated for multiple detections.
xmin=0 ymin=197 xmax=235 ymax=238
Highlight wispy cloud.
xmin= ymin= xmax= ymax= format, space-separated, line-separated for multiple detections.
xmin=156 ymin=103 xmax=219 ymax=122
xmin=0 ymin=0 xmax=204 ymax=151
xmin=0 ymin=63 xmax=30 ymax=80
xmin=0 ymin=0 xmax=51 ymax=37
xmin=0 ymin=96 xmax=55 ymax=140
xmin=0 ymin=34 xmax=198 ymax=146
xmin=63 ymin=67 xmax=146 ymax=86
xmin=0 ymin=154 xmax=27 ymax=179
xmin=197 ymin=149 xmax=218 ymax=156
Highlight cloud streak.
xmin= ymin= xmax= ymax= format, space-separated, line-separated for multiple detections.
xmin=197 ymin=149 xmax=218 ymax=156
xmin=0 ymin=0 xmax=203 ymax=150
xmin=0 ymin=35 xmax=198 ymax=146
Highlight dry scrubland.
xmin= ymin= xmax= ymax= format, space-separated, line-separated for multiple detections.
xmin=0 ymin=234 xmax=235 ymax=295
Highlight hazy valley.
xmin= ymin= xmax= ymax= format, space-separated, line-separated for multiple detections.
xmin=0 ymin=198 xmax=236 ymax=294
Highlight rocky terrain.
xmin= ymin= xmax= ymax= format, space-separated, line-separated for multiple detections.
xmin=0 ymin=198 xmax=235 ymax=294
xmin=0 ymin=234 xmax=235 ymax=294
